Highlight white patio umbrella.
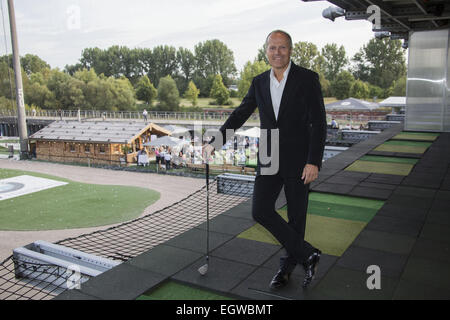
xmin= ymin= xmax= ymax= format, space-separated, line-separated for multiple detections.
xmin=144 ymin=136 xmax=190 ymax=148
xmin=163 ymin=125 xmax=190 ymax=135
xmin=235 ymin=127 xmax=260 ymax=138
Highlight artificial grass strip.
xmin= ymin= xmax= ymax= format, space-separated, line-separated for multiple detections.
xmin=393 ymin=132 xmax=439 ymax=142
xmin=137 ymin=281 xmax=234 ymax=300
xmin=374 ymin=140 xmax=432 ymax=154
xmin=374 ymin=144 xmax=428 ymax=154
xmin=360 ymin=155 xmax=419 ymax=165
xmin=308 ymin=200 xmax=378 ymax=222
xmin=345 ymin=160 xmax=414 ymax=176
xmin=238 ymin=213 xmax=366 ymax=257
xmin=382 ymin=140 xmax=433 ymax=147
xmin=0 ymin=168 xmax=160 ymax=230
xmin=308 ymin=192 xmax=384 ymax=210
xmin=305 ymin=215 xmax=367 ymax=257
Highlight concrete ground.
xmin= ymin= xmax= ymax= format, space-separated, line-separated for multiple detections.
xmin=0 ymin=159 xmax=205 ymax=262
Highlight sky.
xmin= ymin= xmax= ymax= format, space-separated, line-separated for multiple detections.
xmin=0 ymin=0 xmax=377 ymax=72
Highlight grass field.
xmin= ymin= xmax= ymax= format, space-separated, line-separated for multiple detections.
xmin=0 ymin=168 xmax=160 ymax=231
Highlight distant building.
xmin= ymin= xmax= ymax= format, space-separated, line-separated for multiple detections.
xmin=29 ymin=121 xmax=170 ymax=165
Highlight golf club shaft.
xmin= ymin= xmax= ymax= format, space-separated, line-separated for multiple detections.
xmin=206 ymin=162 xmax=209 ymax=260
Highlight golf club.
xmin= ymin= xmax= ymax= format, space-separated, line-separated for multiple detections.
xmin=198 ymin=155 xmax=210 ymax=276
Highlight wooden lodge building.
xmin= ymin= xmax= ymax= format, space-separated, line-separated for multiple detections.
xmin=29 ymin=120 xmax=170 ymax=165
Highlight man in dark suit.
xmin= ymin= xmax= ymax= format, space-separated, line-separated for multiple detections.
xmin=205 ymin=30 xmax=327 ymax=289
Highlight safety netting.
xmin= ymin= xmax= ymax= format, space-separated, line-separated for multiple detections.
xmin=0 ymin=177 xmax=254 ymax=300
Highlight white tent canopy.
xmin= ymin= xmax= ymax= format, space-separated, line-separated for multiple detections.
xmin=379 ymin=96 xmax=406 ymax=108
xmin=325 ymin=98 xmax=380 ymax=111
xmin=144 ymin=136 xmax=190 ymax=148
xmin=236 ymin=127 xmax=260 ymax=138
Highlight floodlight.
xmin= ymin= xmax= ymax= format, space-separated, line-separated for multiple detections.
xmin=322 ymin=6 xmax=345 ymax=22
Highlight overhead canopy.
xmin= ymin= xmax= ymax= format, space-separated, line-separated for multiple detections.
xmin=144 ymin=136 xmax=190 ymax=148
xmin=325 ymin=98 xmax=380 ymax=111
xmin=379 ymin=96 xmax=406 ymax=108
xmin=302 ymin=0 xmax=450 ymax=47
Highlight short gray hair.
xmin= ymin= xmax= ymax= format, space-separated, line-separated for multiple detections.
xmin=265 ymin=30 xmax=293 ymax=49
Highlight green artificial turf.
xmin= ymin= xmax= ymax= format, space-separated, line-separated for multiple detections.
xmin=392 ymin=132 xmax=439 ymax=142
xmin=308 ymin=200 xmax=378 ymax=222
xmin=360 ymin=155 xmax=419 ymax=165
xmin=374 ymin=140 xmax=432 ymax=154
xmin=345 ymin=160 xmax=414 ymax=176
xmin=0 ymin=168 xmax=160 ymax=230
xmin=238 ymin=191 xmax=382 ymax=257
xmin=137 ymin=281 xmax=234 ymax=300
xmin=238 ymin=212 xmax=367 ymax=257
xmin=308 ymin=192 xmax=384 ymax=210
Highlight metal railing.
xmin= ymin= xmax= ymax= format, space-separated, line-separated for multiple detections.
xmin=0 ymin=109 xmax=388 ymax=123
xmin=0 ymin=109 xmax=260 ymax=122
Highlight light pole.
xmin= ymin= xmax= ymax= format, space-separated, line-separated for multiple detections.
xmin=8 ymin=0 xmax=28 ymax=159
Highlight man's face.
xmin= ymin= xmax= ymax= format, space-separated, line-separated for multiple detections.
xmin=266 ymin=32 xmax=292 ymax=71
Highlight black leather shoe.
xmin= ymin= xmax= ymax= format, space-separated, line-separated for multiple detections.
xmin=302 ymin=249 xmax=321 ymax=288
xmin=269 ymin=270 xmax=291 ymax=289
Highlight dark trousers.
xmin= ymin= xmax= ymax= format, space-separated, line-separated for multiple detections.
xmin=252 ymin=173 xmax=315 ymax=273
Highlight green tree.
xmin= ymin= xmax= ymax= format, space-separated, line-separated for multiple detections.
xmin=176 ymin=47 xmax=196 ymax=93
xmin=0 ymin=54 xmax=50 ymax=76
xmin=26 ymin=80 xmax=55 ymax=109
xmin=21 ymin=54 xmax=50 ymax=76
xmin=184 ymin=81 xmax=200 ymax=107
xmin=255 ymin=45 xmax=269 ymax=64
xmin=194 ymin=39 xmax=236 ymax=94
xmin=350 ymin=80 xmax=369 ymax=99
xmin=210 ymin=74 xmax=230 ymax=105
xmin=151 ymin=45 xmax=178 ymax=87
xmin=135 ymin=75 xmax=157 ymax=105
xmin=291 ymin=41 xmax=323 ymax=72
xmin=331 ymin=71 xmax=355 ymax=100
xmin=0 ymin=61 xmax=15 ymax=99
xmin=157 ymin=75 xmax=180 ymax=111
xmin=318 ymin=72 xmax=331 ymax=97
xmin=109 ymin=76 xmax=136 ymax=111
xmin=73 ymin=68 xmax=98 ymax=83
xmin=351 ymin=38 xmax=406 ymax=89
xmin=238 ymin=60 xmax=270 ymax=99
xmin=367 ymin=83 xmax=385 ymax=100
xmin=79 ymin=46 xmax=141 ymax=82
xmin=321 ymin=43 xmax=348 ymax=82
xmin=390 ymin=76 xmax=406 ymax=96
xmin=46 ymin=69 xmax=85 ymax=110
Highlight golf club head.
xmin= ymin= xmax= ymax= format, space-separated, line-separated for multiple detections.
xmin=198 ymin=263 xmax=208 ymax=276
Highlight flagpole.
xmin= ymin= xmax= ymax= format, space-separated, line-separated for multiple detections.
xmin=7 ymin=0 xmax=28 ymax=159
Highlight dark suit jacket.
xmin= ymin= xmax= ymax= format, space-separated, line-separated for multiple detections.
xmin=219 ymin=62 xmax=327 ymax=178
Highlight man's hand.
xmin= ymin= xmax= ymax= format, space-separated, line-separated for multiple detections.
xmin=301 ymin=164 xmax=319 ymax=185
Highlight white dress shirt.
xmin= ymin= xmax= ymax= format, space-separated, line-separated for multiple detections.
xmin=270 ymin=61 xmax=291 ymax=121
